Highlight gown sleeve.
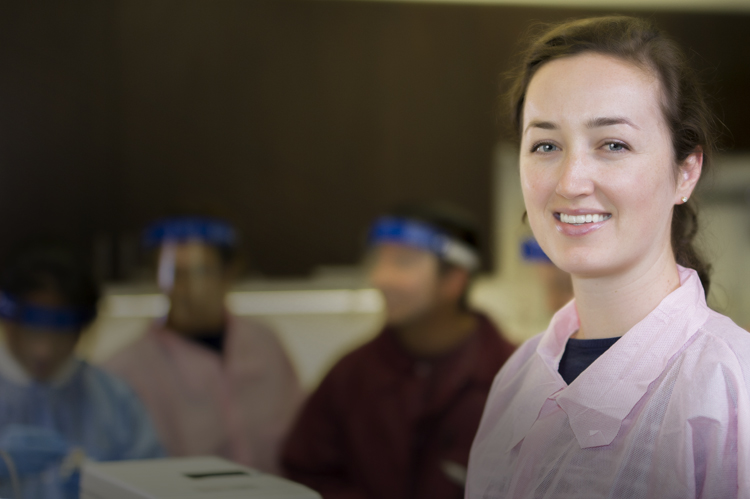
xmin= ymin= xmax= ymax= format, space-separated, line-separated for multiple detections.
xmin=89 ymin=365 xmax=165 ymax=460
xmin=116 ymin=384 xmax=165 ymax=460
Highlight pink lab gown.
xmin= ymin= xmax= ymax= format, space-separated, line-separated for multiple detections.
xmin=104 ymin=315 xmax=303 ymax=473
xmin=466 ymin=266 xmax=750 ymax=499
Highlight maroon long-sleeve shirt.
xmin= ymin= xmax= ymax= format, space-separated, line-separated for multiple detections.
xmin=282 ymin=313 xmax=515 ymax=499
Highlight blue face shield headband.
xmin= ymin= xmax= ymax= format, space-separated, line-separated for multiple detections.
xmin=368 ymin=217 xmax=480 ymax=271
xmin=0 ymin=293 xmax=95 ymax=332
xmin=142 ymin=217 xmax=237 ymax=249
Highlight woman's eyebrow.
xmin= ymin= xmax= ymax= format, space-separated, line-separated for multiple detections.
xmin=524 ymin=120 xmax=558 ymax=134
xmin=523 ymin=116 xmax=641 ymax=135
xmin=585 ymin=116 xmax=641 ymax=130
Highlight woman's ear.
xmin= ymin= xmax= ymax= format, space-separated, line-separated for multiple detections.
xmin=676 ymin=147 xmax=703 ymax=204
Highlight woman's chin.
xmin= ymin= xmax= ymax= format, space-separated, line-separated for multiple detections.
xmin=549 ymin=252 xmax=615 ymax=279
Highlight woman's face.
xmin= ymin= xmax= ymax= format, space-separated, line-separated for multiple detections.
xmin=520 ymin=52 xmax=700 ymax=279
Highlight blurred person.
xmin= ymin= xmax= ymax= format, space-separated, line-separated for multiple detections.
xmin=0 ymin=242 xmax=162 ymax=499
xmin=466 ymin=16 xmax=750 ymax=498
xmin=282 ymin=204 xmax=516 ymax=499
xmin=521 ymin=236 xmax=573 ymax=314
xmin=104 ymin=217 xmax=303 ymax=473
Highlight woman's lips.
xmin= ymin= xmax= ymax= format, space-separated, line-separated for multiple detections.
xmin=554 ymin=212 xmax=611 ymax=236
xmin=556 ymin=212 xmax=612 ymax=225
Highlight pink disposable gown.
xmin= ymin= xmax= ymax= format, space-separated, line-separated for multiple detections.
xmin=466 ymin=266 xmax=750 ymax=499
xmin=104 ymin=315 xmax=304 ymax=473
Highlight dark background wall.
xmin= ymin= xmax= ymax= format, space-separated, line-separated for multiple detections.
xmin=1 ymin=1 xmax=748 ymax=278
xmin=0 ymin=3 xmax=121 ymax=276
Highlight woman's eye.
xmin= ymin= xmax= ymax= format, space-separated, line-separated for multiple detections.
xmin=533 ymin=143 xmax=558 ymax=153
xmin=605 ymin=142 xmax=627 ymax=152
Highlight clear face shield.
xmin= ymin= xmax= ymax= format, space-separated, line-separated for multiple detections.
xmin=367 ymin=217 xmax=480 ymax=272
xmin=144 ymin=217 xmax=237 ymax=333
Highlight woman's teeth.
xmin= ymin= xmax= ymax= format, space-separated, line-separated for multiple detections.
xmin=559 ymin=213 xmax=611 ymax=225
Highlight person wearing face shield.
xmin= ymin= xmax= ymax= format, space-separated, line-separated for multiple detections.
xmin=281 ymin=204 xmax=516 ymax=499
xmin=0 ymin=242 xmax=163 ymax=499
xmin=521 ymin=237 xmax=573 ymax=316
xmin=104 ymin=217 xmax=303 ymax=473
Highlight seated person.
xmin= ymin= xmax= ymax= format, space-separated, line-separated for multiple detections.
xmin=0 ymin=242 xmax=162 ymax=499
xmin=282 ymin=203 xmax=516 ymax=499
xmin=105 ymin=216 xmax=303 ymax=473
xmin=521 ymin=237 xmax=573 ymax=314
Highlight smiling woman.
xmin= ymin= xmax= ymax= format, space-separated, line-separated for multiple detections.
xmin=465 ymin=16 xmax=750 ymax=499
xmin=521 ymin=51 xmax=701 ymax=304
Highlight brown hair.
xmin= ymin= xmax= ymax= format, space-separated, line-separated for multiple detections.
xmin=507 ymin=15 xmax=717 ymax=295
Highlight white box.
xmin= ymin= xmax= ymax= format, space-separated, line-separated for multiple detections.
xmin=81 ymin=456 xmax=321 ymax=499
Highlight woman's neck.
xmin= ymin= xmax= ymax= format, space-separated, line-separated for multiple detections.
xmin=571 ymin=250 xmax=681 ymax=340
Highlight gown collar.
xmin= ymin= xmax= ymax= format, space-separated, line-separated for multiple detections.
xmin=512 ymin=265 xmax=710 ymax=449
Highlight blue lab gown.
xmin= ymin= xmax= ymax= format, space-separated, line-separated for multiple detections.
xmin=0 ymin=346 xmax=163 ymax=499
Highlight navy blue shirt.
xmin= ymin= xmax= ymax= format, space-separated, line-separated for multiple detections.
xmin=189 ymin=329 xmax=226 ymax=354
xmin=558 ymin=336 xmax=621 ymax=385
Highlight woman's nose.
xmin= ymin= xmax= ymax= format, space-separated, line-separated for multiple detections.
xmin=555 ymin=150 xmax=595 ymax=200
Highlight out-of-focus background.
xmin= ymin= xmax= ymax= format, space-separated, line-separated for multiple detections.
xmin=3 ymin=0 xmax=750 ymax=388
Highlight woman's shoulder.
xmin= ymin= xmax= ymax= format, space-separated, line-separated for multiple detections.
xmin=487 ymin=332 xmax=545 ymax=391
xmin=102 ymin=327 xmax=161 ymax=374
xmin=506 ymin=332 xmax=545 ymax=365
xmin=696 ymin=310 xmax=750 ymax=362
xmin=229 ymin=315 xmax=286 ymax=345
xmin=677 ymin=310 xmax=750 ymax=395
